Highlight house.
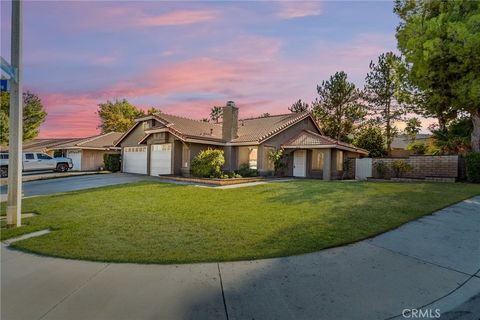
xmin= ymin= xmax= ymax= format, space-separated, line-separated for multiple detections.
xmin=1 ymin=133 xmax=122 ymax=171
xmin=50 ymin=132 xmax=122 ymax=171
xmin=391 ymin=134 xmax=432 ymax=157
xmin=114 ymin=101 xmax=368 ymax=179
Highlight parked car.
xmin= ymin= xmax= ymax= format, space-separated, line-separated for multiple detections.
xmin=0 ymin=152 xmax=73 ymax=178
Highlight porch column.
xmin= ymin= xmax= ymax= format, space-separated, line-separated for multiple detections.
xmin=323 ymin=149 xmax=331 ymax=180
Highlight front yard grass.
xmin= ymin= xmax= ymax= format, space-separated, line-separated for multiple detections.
xmin=1 ymin=180 xmax=479 ymax=264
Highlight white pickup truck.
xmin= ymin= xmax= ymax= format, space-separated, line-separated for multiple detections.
xmin=0 ymin=152 xmax=73 ymax=178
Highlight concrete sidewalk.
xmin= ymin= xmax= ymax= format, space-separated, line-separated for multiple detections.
xmin=1 ymin=197 xmax=479 ymax=320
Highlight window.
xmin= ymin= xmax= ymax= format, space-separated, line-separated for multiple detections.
xmin=143 ymin=121 xmax=151 ymax=130
xmin=25 ymin=153 xmax=34 ymax=160
xmin=0 ymin=153 xmax=8 ymax=159
xmin=336 ymin=151 xmax=343 ymax=171
xmin=248 ymin=147 xmax=257 ymax=169
xmin=312 ymin=150 xmax=324 ymax=170
xmin=37 ymin=153 xmax=52 ymax=160
xmin=182 ymin=144 xmax=189 ymax=168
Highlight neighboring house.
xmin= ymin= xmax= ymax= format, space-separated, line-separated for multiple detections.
xmin=391 ymin=134 xmax=432 ymax=157
xmin=51 ymin=132 xmax=122 ymax=171
xmin=0 ymin=138 xmax=82 ymax=156
xmin=114 ymin=101 xmax=367 ymax=180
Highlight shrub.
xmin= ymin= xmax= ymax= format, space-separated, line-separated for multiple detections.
xmin=465 ymin=152 xmax=480 ymax=183
xmin=406 ymin=141 xmax=427 ymax=155
xmin=391 ymin=160 xmax=413 ymax=178
xmin=191 ymin=149 xmax=225 ymax=178
xmin=268 ymin=149 xmax=287 ymax=176
xmin=374 ymin=160 xmax=389 ymax=178
xmin=104 ymin=154 xmax=121 ymax=172
xmin=236 ymin=163 xmax=259 ymax=177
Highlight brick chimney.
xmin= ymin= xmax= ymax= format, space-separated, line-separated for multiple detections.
xmin=222 ymin=101 xmax=239 ymax=142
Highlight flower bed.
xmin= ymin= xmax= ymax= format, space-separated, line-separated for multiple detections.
xmin=158 ymin=175 xmax=266 ymax=186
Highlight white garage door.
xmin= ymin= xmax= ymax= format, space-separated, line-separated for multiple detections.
xmin=150 ymin=144 xmax=172 ymax=176
xmin=123 ymin=146 xmax=147 ymax=174
xmin=67 ymin=150 xmax=82 ymax=171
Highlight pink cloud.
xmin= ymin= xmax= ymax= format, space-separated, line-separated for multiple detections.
xmin=135 ymin=10 xmax=217 ymax=27
xmin=277 ymin=1 xmax=323 ymax=19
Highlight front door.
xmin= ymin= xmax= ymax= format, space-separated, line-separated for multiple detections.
xmin=293 ymin=150 xmax=307 ymax=177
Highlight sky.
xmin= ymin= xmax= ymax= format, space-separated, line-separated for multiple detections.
xmin=1 ymin=0 xmax=429 ymax=138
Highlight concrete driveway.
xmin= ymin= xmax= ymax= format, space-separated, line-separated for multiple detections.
xmin=0 ymin=172 xmax=152 ymax=200
xmin=1 ymin=195 xmax=479 ymax=320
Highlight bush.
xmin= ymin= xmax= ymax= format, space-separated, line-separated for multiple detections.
xmin=374 ymin=160 xmax=389 ymax=178
xmin=104 ymin=154 xmax=121 ymax=172
xmin=406 ymin=141 xmax=427 ymax=155
xmin=268 ymin=149 xmax=287 ymax=176
xmin=465 ymin=152 xmax=480 ymax=183
xmin=191 ymin=149 xmax=225 ymax=178
xmin=391 ymin=160 xmax=413 ymax=178
xmin=236 ymin=163 xmax=259 ymax=177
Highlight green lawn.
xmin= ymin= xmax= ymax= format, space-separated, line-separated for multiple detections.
xmin=1 ymin=180 xmax=479 ymax=264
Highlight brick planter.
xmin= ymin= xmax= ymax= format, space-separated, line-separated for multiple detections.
xmin=158 ymin=175 xmax=266 ymax=186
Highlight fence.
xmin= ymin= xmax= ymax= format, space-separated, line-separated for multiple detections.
xmin=350 ymin=155 xmax=460 ymax=182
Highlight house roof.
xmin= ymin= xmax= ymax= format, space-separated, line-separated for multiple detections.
xmin=117 ymin=111 xmax=318 ymax=146
xmin=51 ymin=132 xmax=122 ymax=150
xmin=391 ymin=134 xmax=432 ymax=149
xmin=0 ymin=138 xmax=81 ymax=153
xmin=233 ymin=112 xmax=312 ymax=143
xmin=282 ymin=130 xmax=368 ymax=154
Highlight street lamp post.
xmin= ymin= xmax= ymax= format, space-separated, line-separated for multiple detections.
xmin=6 ymin=0 xmax=23 ymax=227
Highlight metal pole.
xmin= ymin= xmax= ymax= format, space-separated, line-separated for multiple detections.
xmin=6 ymin=0 xmax=23 ymax=227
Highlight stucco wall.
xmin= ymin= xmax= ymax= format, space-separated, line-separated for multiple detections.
xmin=81 ymin=149 xmax=119 ymax=171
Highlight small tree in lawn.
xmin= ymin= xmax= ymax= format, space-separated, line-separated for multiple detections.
xmin=289 ymin=100 xmax=310 ymax=113
xmin=404 ymin=117 xmax=422 ymax=143
xmin=353 ymin=127 xmax=387 ymax=157
xmin=268 ymin=149 xmax=287 ymax=176
xmin=312 ymin=71 xmax=366 ymax=143
xmin=210 ymin=106 xmax=223 ymax=124
xmin=364 ymin=52 xmax=409 ymax=154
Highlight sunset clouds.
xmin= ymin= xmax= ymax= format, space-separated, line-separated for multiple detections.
xmin=0 ymin=1 xmax=400 ymax=138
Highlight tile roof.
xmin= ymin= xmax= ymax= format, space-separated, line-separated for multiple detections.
xmin=146 ymin=111 xmax=312 ymax=144
xmin=233 ymin=112 xmax=311 ymax=143
xmin=51 ymin=132 xmax=122 ymax=150
xmin=282 ymin=130 xmax=368 ymax=154
xmin=153 ymin=113 xmax=224 ymax=141
xmin=0 ymin=138 xmax=80 ymax=152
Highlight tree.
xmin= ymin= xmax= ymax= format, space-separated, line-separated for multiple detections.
xmin=97 ymin=98 xmax=145 ymax=133
xmin=289 ymin=99 xmax=309 ymax=113
xmin=395 ymin=0 xmax=480 ymax=151
xmin=404 ymin=117 xmax=422 ymax=142
xmin=429 ymin=117 xmax=472 ymax=155
xmin=146 ymin=107 xmax=161 ymax=115
xmin=312 ymin=71 xmax=366 ymax=142
xmin=353 ymin=127 xmax=387 ymax=157
xmin=1 ymin=91 xmax=47 ymax=144
xmin=364 ymin=52 xmax=408 ymax=153
xmin=210 ymin=106 xmax=223 ymax=124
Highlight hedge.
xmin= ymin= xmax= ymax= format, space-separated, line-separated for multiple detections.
xmin=465 ymin=152 xmax=480 ymax=183
xmin=104 ymin=154 xmax=121 ymax=172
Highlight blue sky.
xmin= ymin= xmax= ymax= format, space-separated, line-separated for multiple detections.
xmin=1 ymin=1 xmax=406 ymax=137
